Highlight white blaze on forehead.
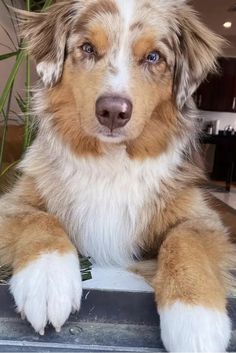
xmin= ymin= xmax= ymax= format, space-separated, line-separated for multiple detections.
xmin=107 ymin=0 xmax=136 ymax=94
xmin=115 ymin=0 xmax=136 ymax=27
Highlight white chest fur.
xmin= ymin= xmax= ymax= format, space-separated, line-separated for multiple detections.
xmin=22 ymin=140 xmax=182 ymax=266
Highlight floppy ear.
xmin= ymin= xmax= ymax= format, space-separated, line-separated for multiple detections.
xmin=17 ymin=2 xmax=78 ymax=87
xmin=173 ymin=6 xmax=224 ymax=108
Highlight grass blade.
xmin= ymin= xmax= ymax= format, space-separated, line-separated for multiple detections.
xmin=24 ymin=0 xmax=31 ymax=149
xmin=0 ymin=160 xmax=18 ymax=179
xmin=15 ymin=93 xmax=26 ymax=113
xmin=0 ymin=49 xmax=24 ymax=114
xmin=0 ymin=256 xmax=92 ymax=283
xmin=23 ymin=53 xmax=31 ymax=149
xmin=0 ymin=50 xmax=19 ymax=61
xmin=26 ymin=0 xmax=31 ymax=11
xmin=0 ymin=83 xmax=14 ymax=173
xmin=42 ymin=0 xmax=53 ymax=10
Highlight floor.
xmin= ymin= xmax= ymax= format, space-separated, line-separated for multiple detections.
xmin=211 ymin=182 xmax=236 ymax=210
xmin=83 ymin=265 xmax=153 ymax=292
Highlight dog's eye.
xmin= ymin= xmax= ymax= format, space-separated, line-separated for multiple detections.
xmin=146 ymin=51 xmax=160 ymax=64
xmin=81 ymin=43 xmax=95 ymax=54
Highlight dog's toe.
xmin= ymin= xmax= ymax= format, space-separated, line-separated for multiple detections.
xmin=10 ymin=251 xmax=82 ymax=334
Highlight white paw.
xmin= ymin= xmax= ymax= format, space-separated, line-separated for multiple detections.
xmin=10 ymin=251 xmax=82 ymax=334
xmin=159 ymin=301 xmax=231 ymax=352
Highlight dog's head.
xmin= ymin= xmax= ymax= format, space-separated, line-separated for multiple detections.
xmin=20 ymin=0 xmax=223 ymax=154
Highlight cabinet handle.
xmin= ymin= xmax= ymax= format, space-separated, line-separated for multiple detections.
xmin=232 ymin=97 xmax=236 ymax=111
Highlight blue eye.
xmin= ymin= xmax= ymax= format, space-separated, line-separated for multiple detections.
xmin=146 ymin=51 xmax=160 ymax=63
xmin=81 ymin=43 xmax=95 ymax=54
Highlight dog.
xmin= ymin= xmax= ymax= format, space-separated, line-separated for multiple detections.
xmin=0 ymin=0 xmax=234 ymax=351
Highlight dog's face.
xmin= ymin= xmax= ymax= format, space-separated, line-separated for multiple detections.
xmin=20 ymin=0 xmax=223 ymax=151
xmin=65 ymin=0 xmax=175 ymax=143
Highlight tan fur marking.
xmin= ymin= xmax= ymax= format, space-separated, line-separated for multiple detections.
xmin=16 ymin=176 xmax=46 ymax=209
xmin=141 ymin=186 xmax=205 ymax=254
xmin=90 ymin=26 xmax=109 ymax=54
xmin=126 ymin=100 xmax=178 ymax=159
xmin=47 ymin=75 xmax=102 ymax=156
xmin=153 ymin=227 xmax=230 ymax=311
xmin=133 ymin=35 xmax=156 ymax=59
xmin=12 ymin=213 xmax=75 ymax=271
xmin=0 ymin=175 xmax=75 ymax=273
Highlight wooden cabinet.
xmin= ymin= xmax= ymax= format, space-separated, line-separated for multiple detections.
xmin=211 ymin=136 xmax=236 ymax=183
xmin=194 ymin=57 xmax=236 ymax=112
xmin=201 ymin=135 xmax=236 ymax=190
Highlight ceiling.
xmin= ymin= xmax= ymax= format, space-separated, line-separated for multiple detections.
xmin=191 ymin=0 xmax=236 ymax=56
xmin=191 ymin=0 xmax=236 ymax=36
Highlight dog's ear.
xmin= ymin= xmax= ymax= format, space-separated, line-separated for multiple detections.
xmin=17 ymin=2 xmax=78 ymax=87
xmin=173 ymin=6 xmax=224 ymax=108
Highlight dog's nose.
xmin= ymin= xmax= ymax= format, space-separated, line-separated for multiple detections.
xmin=96 ymin=96 xmax=133 ymax=130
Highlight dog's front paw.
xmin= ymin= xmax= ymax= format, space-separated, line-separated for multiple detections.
xmin=10 ymin=251 xmax=82 ymax=334
xmin=159 ymin=301 xmax=231 ymax=352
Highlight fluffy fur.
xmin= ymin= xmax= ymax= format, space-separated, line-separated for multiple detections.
xmin=159 ymin=302 xmax=231 ymax=352
xmin=10 ymin=251 xmax=82 ymax=335
xmin=0 ymin=0 xmax=234 ymax=351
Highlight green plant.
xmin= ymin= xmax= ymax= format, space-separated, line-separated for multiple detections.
xmin=0 ymin=0 xmax=53 ymax=177
xmin=0 ymin=0 xmax=93 ymax=282
xmin=0 ymin=256 xmax=92 ymax=284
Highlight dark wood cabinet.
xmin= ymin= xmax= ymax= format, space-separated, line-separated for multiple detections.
xmin=201 ymin=134 xmax=236 ymax=190
xmin=194 ymin=57 xmax=236 ymax=112
xmin=211 ymin=136 xmax=236 ymax=183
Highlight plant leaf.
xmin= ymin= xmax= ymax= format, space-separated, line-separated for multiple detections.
xmin=42 ymin=0 xmax=53 ymax=10
xmin=0 ymin=50 xmax=19 ymax=61
xmin=0 ymin=255 xmax=92 ymax=283
xmin=15 ymin=93 xmax=26 ymax=113
xmin=0 ymin=49 xmax=24 ymax=114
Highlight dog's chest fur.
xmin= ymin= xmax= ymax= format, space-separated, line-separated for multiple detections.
xmin=23 ymin=140 xmax=182 ymax=266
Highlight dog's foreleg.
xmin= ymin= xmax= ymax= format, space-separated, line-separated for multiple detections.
xmin=154 ymin=221 xmax=233 ymax=352
xmin=0 ymin=176 xmax=82 ymax=334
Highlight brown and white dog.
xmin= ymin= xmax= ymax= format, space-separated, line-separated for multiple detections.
xmin=0 ymin=0 xmax=235 ymax=351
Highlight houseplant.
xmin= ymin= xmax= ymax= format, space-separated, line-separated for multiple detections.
xmin=0 ymin=0 xmax=92 ymax=282
xmin=0 ymin=0 xmax=54 ymax=178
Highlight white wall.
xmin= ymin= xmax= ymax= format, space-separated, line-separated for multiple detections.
xmin=199 ymin=110 xmax=236 ymax=131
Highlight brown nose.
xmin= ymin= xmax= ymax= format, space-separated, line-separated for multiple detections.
xmin=96 ymin=96 xmax=133 ymax=130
